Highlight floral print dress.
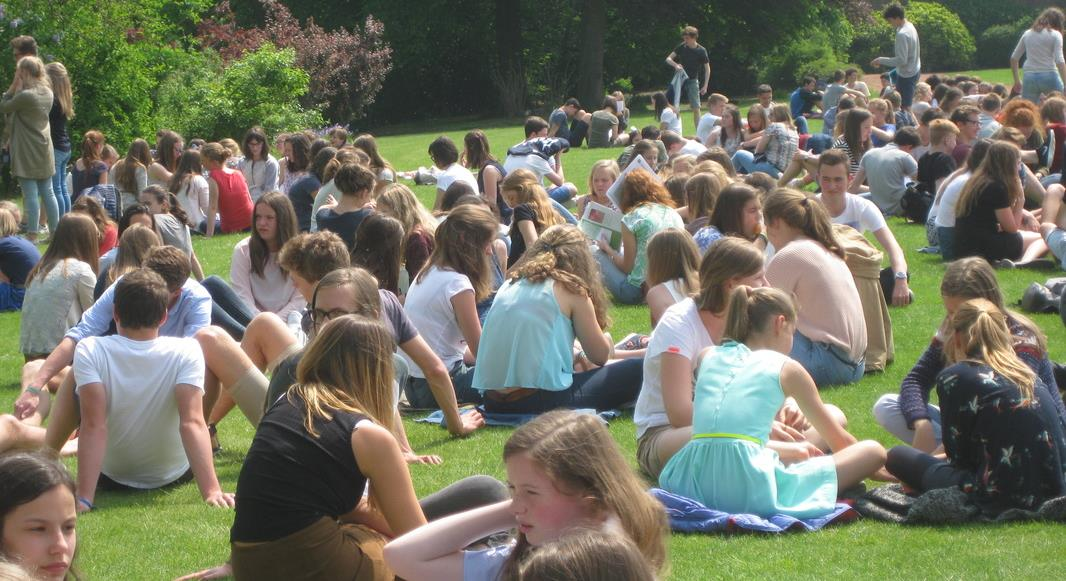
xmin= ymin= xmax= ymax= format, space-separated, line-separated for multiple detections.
xmin=937 ymin=361 xmax=1066 ymax=512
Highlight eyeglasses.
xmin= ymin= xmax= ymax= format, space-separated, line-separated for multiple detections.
xmin=312 ymin=308 xmax=357 ymax=324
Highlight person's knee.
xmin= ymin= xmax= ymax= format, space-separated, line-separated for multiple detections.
xmin=871 ymin=393 xmax=899 ymax=427
xmin=824 ymin=404 xmax=847 ymax=429
xmin=462 ymin=475 xmax=510 ymax=503
xmin=195 ymin=325 xmax=231 ymax=352
xmin=245 ymin=312 xmax=285 ymax=339
xmin=858 ymin=439 xmax=888 ymax=466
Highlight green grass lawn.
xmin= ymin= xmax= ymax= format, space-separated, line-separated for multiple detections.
xmin=3 ymin=68 xmax=1065 ymax=579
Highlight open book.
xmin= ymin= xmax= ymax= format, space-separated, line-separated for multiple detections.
xmin=604 ymin=155 xmax=659 ymax=209
xmin=580 ymin=201 xmax=623 ymax=251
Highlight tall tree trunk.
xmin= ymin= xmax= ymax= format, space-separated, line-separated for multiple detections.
xmin=575 ymin=0 xmax=606 ymax=112
xmin=494 ymin=0 xmax=526 ymax=116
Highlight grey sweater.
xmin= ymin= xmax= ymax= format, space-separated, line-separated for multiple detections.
xmin=877 ymin=21 xmax=921 ymax=78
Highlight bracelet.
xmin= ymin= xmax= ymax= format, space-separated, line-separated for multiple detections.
xmin=25 ymin=385 xmax=46 ymax=397
xmin=77 ymin=496 xmax=94 ymax=511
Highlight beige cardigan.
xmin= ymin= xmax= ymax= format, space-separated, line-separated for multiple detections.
xmin=1 ymin=85 xmax=54 ymax=180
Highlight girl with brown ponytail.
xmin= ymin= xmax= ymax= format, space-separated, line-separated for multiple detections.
xmin=473 ymin=225 xmax=644 ymax=414
xmin=886 ymin=298 xmax=1066 ymax=513
xmin=764 ymin=188 xmax=867 ymax=387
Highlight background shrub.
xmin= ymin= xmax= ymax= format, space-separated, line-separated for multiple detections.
xmin=977 ymin=16 xmax=1037 ymax=69
xmin=907 ymin=2 xmax=975 ymax=71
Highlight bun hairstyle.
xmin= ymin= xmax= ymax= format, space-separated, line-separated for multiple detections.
xmin=945 ymin=298 xmax=1036 ymax=400
xmin=200 ymin=142 xmax=231 ymax=164
xmin=762 ymin=187 xmax=844 ymax=259
xmin=722 ymin=286 xmax=796 ymax=344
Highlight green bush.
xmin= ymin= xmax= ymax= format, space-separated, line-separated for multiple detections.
xmin=908 ymin=2 xmax=975 ymax=72
xmin=764 ymin=33 xmax=853 ymax=88
xmin=977 ymin=17 xmax=1032 ymax=69
xmin=849 ymin=18 xmax=895 ymax=74
xmin=157 ymin=44 xmax=322 ymax=141
xmin=937 ymin=0 xmax=1036 ymax=38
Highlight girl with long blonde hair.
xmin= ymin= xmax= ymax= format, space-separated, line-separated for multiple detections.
xmin=575 ymin=159 xmax=620 ymax=217
xmin=45 ymin=62 xmax=74 ymax=215
xmin=384 ymin=410 xmax=669 ymax=580
xmin=1 ymin=56 xmax=57 ymax=241
xmin=500 ymin=168 xmax=565 ymax=267
xmin=886 ymin=298 xmax=1066 ymax=513
xmin=376 ymin=183 xmax=438 ymax=284
xmin=111 ymin=139 xmax=152 ymax=208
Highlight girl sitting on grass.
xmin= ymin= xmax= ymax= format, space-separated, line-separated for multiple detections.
xmin=383 ymin=410 xmax=668 ymax=580
xmin=693 ymin=182 xmax=764 ymax=253
xmin=659 ymin=286 xmax=886 ymax=517
xmin=644 ymin=228 xmax=700 ymax=328
xmin=0 ymin=451 xmax=78 ymax=581
xmin=575 ymin=159 xmax=621 ymax=218
xmin=680 ymin=172 xmax=722 ymax=234
xmin=376 ymin=184 xmax=438 ymax=287
xmin=501 ymin=169 xmax=565 ymax=267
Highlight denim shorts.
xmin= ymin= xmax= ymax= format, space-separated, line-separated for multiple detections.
xmin=1023 ymin=71 xmax=1065 ymax=103
xmin=1046 ymin=227 xmax=1066 ymax=268
xmin=682 ymin=78 xmax=701 ymax=109
xmin=790 ymin=331 xmax=864 ymax=387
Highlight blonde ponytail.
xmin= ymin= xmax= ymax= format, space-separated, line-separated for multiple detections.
xmin=722 ymin=286 xmax=796 ymax=344
xmin=946 ymin=299 xmax=1036 ymax=400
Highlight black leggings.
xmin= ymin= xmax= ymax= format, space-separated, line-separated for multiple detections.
xmin=419 ymin=475 xmax=509 ymax=521
xmin=885 ymin=446 xmax=972 ymax=493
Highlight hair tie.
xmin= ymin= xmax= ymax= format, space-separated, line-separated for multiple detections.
xmin=800 ymin=196 xmax=810 ymax=207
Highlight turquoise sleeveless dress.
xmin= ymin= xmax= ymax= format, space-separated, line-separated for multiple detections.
xmin=658 ymin=341 xmax=839 ymax=518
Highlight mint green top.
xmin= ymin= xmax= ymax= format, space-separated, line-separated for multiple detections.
xmin=473 ymin=278 xmax=575 ymax=391
xmin=622 ymin=203 xmax=684 ymax=288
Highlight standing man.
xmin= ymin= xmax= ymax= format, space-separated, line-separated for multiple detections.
xmin=665 ymin=26 xmax=710 ymax=130
xmin=871 ymin=2 xmax=921 ymax=112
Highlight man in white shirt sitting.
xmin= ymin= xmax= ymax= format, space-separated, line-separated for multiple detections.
xmin=429 ymin=136 xmax=479 ymax=211
xmin=661 ymin=130 xmax=707 ymax=157
xmin=695 ymin=93 xmax=729 ymax=146
xmin=818 ymin=149 xmax=912 ymax=307
xmin=43 ymin=268 xmax=233 ymax=513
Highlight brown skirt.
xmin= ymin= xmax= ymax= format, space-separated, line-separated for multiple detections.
xmin=231 ymin=517 xmax=393 ymax=581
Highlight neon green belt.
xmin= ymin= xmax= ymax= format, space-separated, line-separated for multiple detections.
xmin=693 ymin=432 xmax=762 ymax=446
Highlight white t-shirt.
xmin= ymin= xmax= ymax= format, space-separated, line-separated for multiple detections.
xmin=176 ymin=175 xmax=210 ymax=227
xmin=680 ymin=139 xmax=708 ymax=156
xmin=819 ymin=193 xmax=887 ymax=234
xmin=435 ymin=163 xmax=479 ymax=194
xmin=660 ymin=108 xmax=683 ymax=135
xmin=401 ymin=266 xmax=474 ymax=378
xmin=503 ymin=153 xmax=556 ymax=186
xmin=73 ymin=335 xmax=205 ymax=488
xmin=934 ymin=172 xmax=970 ymax=228
xmin=695 ymin=113 xmax=721 ymax=144
xmin=463 ymin=544 xmax=513 ymax=581
xmin=634 ymin=298 xmax=714 ymax=438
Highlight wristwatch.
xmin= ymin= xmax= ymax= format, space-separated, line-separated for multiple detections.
xmin=894 ymin=271 xmax=908 ymax=280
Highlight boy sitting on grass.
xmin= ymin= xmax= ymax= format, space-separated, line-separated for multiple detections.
xmin=43 ymin=268 xmax=233 ymax=513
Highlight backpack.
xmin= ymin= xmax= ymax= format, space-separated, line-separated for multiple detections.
xmin=900 ymin=181 xmax=933 ymax=224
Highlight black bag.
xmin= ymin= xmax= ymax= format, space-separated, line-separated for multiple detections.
xmin=900 ymin=182 xmax=934 ymax=224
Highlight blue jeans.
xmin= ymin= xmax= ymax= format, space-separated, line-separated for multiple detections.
xmin=548 ymin=185 xmax=574 ymax=205
xmin=892 ymin=69 xmax=920 ymax=109
xmin=550 ymin=198 xmax=578 ymax=225
xmin=482 ymin=358 xmax=644 ymax=414
xmin=872 ymin=393 xmax=942 ymax=446
xmin=805 ymin=134 xmax=834 ymax=154
xmin=794 ymin=115 xmax=809 ymax=135
xmin=1023 ymin=71 xmax=1065 ymax=103
xmin=594 ymin=250 xmax=644 ymax=304
xmin=201 ymin=275 xmax=255 ymax=340
xmin=52 ymin=148 xmax=71 ymax=215
xmin=790 ymin=331 xmax=864 ymax=387
xmin=731 ymin=150 xmax=781 ymax=178
xmin=19 ymin=177 xmax=59 ymax=236
xmin=404 ymin=361 xmax=482 ymax=408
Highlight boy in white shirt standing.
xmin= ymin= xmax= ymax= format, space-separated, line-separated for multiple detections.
xmin=44 ymin=269 xmax=233 ymax=513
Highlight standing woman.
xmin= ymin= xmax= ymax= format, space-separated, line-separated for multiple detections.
xmin=594 ymin=169 xmax=684 ymax=305
xmin=45 ymin=63 xmax=73 ymax=216
xmin=230 ymin=192 xmax=305 ymax=321
xmin=764 ymin=188 xmax=867 ymax=387
xmin=1 ymin=56 xmax=56 ymax=242
xmin=238 ymin=127 xmax=279 ymax=202
xmin=280 ymin=132 xmax=311 ymax=195
xmin=1011 ymin=8 xmax=1066 ymax=104
xmin=202 ymin=142 xmax=253 ymax=237
xmin=148 ymin=130 xmax=183 ymax=187
xmin=111 ymin=139 xmax=152 ymax=209
xmin=70 ymin=130 xmax=108 ymax=200
xmin=954 ymin=141 xmax=1046 ymax=264
xmin=653 ymin=91 xmax=682 ymax=135
xmin=20 ymin=213 xmax=98 ymax=360
xmin=352 ymin=134 xmax=395 ymax=195
xmin=229 ymin=316 xmax=427 ymax=579
xmin=463 ymin=130 xmax=509 ymax=222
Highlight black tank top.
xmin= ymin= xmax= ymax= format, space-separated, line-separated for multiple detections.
xmin=231 ymin=393 xmax=369 ymax=542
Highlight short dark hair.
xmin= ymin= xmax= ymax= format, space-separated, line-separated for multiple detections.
xmin=640 ymin=125 xmax=661 ymax=140
xmin=817 ymin=149 xmax=850 ymax=172
xmin=831 ymin=70 xmax=846 ymax=82
xmin=920 ymin=108 xmax=947 ymax=126
xmin=660 ymin=131 xmax=683 ymax=148
xmin=144 ymin=246 xmax=190 ymax=293
xmin=883 ymin=2 xmax=905 ymax=20
xmin=950 ymin=105 xmax=980 ymax=125
xmin=10 ymin=35 xmax=37 ymax=56
xmin=893 ymin=126 xmax=921 ymax=147
xmin=114 ymin=269 xmax=170 ymax=330
xmin=838 ymin=97 xmax=856 ymax=111
xmin=802 ymin=76 xmax=816 ymax=86
xmin=441 ymin=181 xmax=477 ymax=212
xmin=524 ymin=116 xmax=549 ymax=137
xmin=428 ymin=136 xmax=459 ymax=166
xmin=334 ymin=163 xmax=376 ymax=197
xmin=602 ymin=96 xmax=617 ymax=110
xmin=845 ymin=68 xmax=859 ymax=77
xmin=633 ymin=140 xmax=658 ymax=158
xmin=757 ymin=84 xmax=773 ymax=95
xmin=980 ymin=93 xmax=1002 ymax=113
xmin=564 ymin=97 xmax=581 ymax=108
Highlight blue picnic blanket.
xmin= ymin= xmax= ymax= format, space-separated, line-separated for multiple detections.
xmin=416 ymin=406 xmax=622 ymax=428
xmin=650 ymin=488 xmax=859 ymax=534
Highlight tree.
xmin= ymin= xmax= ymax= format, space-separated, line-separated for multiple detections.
xmin=494 ymin=0 xmax=526 ymax=116
xmin=575 ymin=0 xmax=607 ymax=112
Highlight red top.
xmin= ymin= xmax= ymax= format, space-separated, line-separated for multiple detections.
xmin=99 ymin=223 xmax=118 ymax=256
xmin=209 ymin=168 xmax=253 ymax=233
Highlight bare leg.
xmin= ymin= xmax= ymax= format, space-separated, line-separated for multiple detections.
xmin=1042 ymin=184 xmax=1066 ymax=229
xmin=43 ymin=373 xmax=80 ymax=452
xmin=1020 ymin=231 xmax=1049 ymax=262
xmin=241 ymin=313 xmax=298 ymax=370
xmin=652 ymin=426 xmax=692 ymax=473
xmin=833 ymin=440 xmax=887 ymax=491
xmin=804 ymin=404 xmax=846 ymax=452
xmin=0 ymin=414 xmax=46 ymax=453
xmin=196 ymin=326 xmax=270 ymax=425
